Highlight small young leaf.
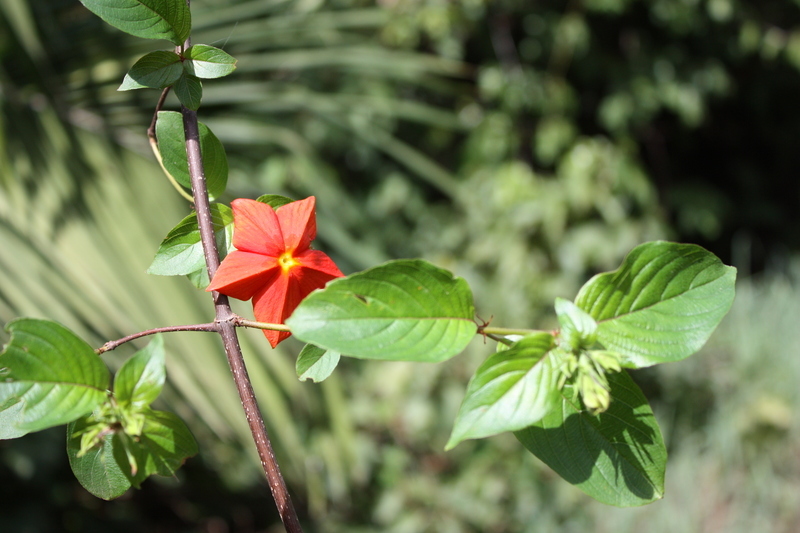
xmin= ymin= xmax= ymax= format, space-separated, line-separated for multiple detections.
xmin=296 ymin=344 xmax=340 ymax=383
xmin=515 ymin=370 xmax=666 ymax=507
xmin=0 ymin=319 xmax=110 ymax=435
xmin=183 ymin=44 xmax=237 ymax=79
xmin=79 ymin=0 xmax=191 ymax=45
xmin=114 ymin=336 xmax=165 ymax=408
xmin=575 ymin=241 xmax=736 ymax=368
xmin=446 ymin=333 xmax=559 ymax=449
xmin=256 ymin=194 xmax=294 ymax=210
xmin=555 ymin=297 xmax=598 ymax=351
xmin=155 ymin=111 xmax=227 ymax=199
xmin=118 ymin=50 xmax=182 ymax=90
xmin=173 ymin=73 xmax=203 ymax=110
xmin=125 ymin=409 xmax=198 ymax=486
xmin=147 ymin=203 xmax=234 ymax=289
xmin=67 ymin=419 xmax=131 ymax=500
xmin=287 ymin=259 xmax=477 ymax=362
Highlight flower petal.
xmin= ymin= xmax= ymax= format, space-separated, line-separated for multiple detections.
xmin=276 ymin=196 xmax=316 ymax=253
xmin=295 ymin=249 xmax=344 ymax=279
xmin=230 ymin=199 xmax=284 ymax=256
xmin=207 ymin=250 xmax=280 ymax=301
xmin=252 ymin=272 xmax=300 ymax=348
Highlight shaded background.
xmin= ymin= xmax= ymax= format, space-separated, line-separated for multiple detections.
xmin=1 ymin=0 xmax=799 ymax=531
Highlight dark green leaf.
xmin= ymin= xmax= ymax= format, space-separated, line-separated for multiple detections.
xmin=575 ymin=241 xmax=737 ymax=368
xmin=515 ymin=371 xmax=666 ymax=507
xmin=155 ymin=111 xmax=227 ymax=200
xmin=287 ymin=259 xmax=477 ymax=362
xmin=147 ymin=203 xmax=233 ymax=289
xmin=0 ymin=319 xmax=110 ymax=435
xmin=173 ymin=73 xmax=203 ymax=110
xmin=114 ymin=336 xmax=165 ymax=408
xmin=79 ymin=0 xmax=191 ymax=45
xmin=183 ymin=44 xmax=237 ymax=79
xmin=296 ymin=344 xmax=340 ymax=383
xmin=67 ymin=419 xmax=131 ymax=500
xmin=446 ymin=333 xmax=559 ymax=449
xmin=118 ymin=50 xmax=182 ymax=90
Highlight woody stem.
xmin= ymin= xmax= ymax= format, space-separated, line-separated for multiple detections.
xmin=181 ymin=104 xmax=303 ymax=533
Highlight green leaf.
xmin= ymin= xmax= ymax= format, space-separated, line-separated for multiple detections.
xmin=79 ymin=0 xmax=191 ymax=45
xmin=555 ymin=297 xmax=598 ymax=351
xmin=67 ymin=419 xmax=131 ymax=500
xmin=0 ymin=398 xmax=27 ymax=439
xmin=118 ymin=50 xmax=182 ymax=91
xmin=125 ymin=409 xmax=198 ymax=486
xmin=575 ymin=241 xmax=737 ymax=368
xmin=183 ymin=44 xmax=237 ymax=79
xmin=173 ymin=73 xmax=203 ymax=110
xmin=256 ymin=194 xmax=294 ymax=210
xmin=446 ymin=333 xmax=559 ymax=450
xmin=515 ymin=370 xmax=666 ymax=507
xmin=147 ymin=203 xmax=233 ymax=289
xmin=287 ymin=259 xmax=477 ymax=362
xmin=114 ymin=336 xmax=165 ymax=408
xmin=155 ymin=111 xmax=227 ymax=200
xmin=296 ymin=344 xmax=340 ymax=383
xmin=0 ymin=319 xmax=110 ymax=435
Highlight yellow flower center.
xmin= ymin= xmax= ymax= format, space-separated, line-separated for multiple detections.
xmin=278 ymin=251 xmax=299 ymax=273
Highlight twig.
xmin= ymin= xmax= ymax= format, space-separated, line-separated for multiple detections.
xmin=96 ymin=322 xmax=217 ymax=354
xmin=180 ymin=105 xmax=304 ymax=533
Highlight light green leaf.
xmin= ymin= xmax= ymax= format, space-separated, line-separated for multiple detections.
xmin=575 ymin=241 xmax=736 ymax=368
xmin=296 ymin=344 xmax=340 ymax=383
xmin=67 ymin=419 xmax=131 ymax=500
xmin=118 ymin=50 xmax=182 ymax=90
xmin=515 ymin=370 xmax=666 ymax=507
xmin=446 ymin=333 xmax=559 ymax=449
xmin=183 ymin=44 xmax=237 ymax=79
xmin=256 ymin=194 xmax=294 ymax=210
xmin=0 ymin=319 xmax=110 ymax=435
xmin=173 ymin=73 xmax=203 ymax=110
xmin=555 ymin=297 xmax=597 ymax=351
xmin=287 ymin=260 xmax=477 ymax=362
xmin=147 ymin=203 xmax=233 ymax=289
xmin=79 ymin=0 xmax=190 ymax=45
xmin=114 ymin=336 xmax=165 ymax=408
xmin=0 ymin=398 xmax=27 ymax=439
xmin=155 ymin=111 xmax=227 ymax=200
xmin=126 ymin=409 xmax=198 ymax=486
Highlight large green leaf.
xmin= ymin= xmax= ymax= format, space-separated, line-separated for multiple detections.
xmin=515 ymin=371 xmax=666 ymax=507
xmin=79 ymin=0 xmax=191 ymax=45
xmin=287 ymin=259 xmax=476 ymax=362
xmin=118 ymin=50 xmax=183 ymax=91
xmin=156 ymin=112 xmax=224 ymax=198
xmin=183 ymin=44 xmax=237 ymax=79
xmin=446 ymin=332 xmax=559 ymax=449
xmin=575 ymin=241 xmax=736 ymax=368
xmin=67 ymin=420 xmax=132 ymax=500
xmin=114 ymin=336 xmax=165 ymax=408
xmin=147 ymin=203 xmax=234 ymax=288
xmin=0 ymin=319 xmax=110 ymax=436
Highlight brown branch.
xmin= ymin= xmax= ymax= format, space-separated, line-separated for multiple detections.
xmin=180 ymin=105 xmax=304 ymax=533
xmin=96 ymin=322 xmax=217 ymax=354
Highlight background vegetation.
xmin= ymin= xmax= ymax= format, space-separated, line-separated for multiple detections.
xmin=1 ymin=0 xmax=799 ymax=531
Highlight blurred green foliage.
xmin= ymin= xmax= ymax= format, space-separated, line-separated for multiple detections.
xmin=2 ymin=0 xmax=800 ymax=530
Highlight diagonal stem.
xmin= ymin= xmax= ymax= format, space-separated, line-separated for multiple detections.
xmin=180 ymin=105 xmax=303 ymax=533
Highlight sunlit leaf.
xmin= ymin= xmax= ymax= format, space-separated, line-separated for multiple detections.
xmin=575 ymin=241 xmax=736 ymax=368
xmin=183 ymin=44 xmax=237 ymax=79
xmin=287 ymin=260 xmax=476 ymax=362
xmin=296 ymin=344 xmax=340 ymax=383
xmin=0 ymin=319 xmax=110 ymax=436
xmin=114 ymin=336 xmax=165 ymax=408
xmin=79 ymin=0 xmax=191 ymax=45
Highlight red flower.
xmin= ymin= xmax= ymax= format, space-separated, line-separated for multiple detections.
xmin=207 ymin=196 xmax=343 ymax=347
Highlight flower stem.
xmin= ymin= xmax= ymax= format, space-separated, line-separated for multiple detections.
xmin=96 ymin=322 xmax=217 ymax=354
xmin=236 ymin=318 xmax=292 ymax=332
xmin=481 ymin=326 xmax=550 ymax=337
xmin=180 ymin=105 xmax=303 ymax=532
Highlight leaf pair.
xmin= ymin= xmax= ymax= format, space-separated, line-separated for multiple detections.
xmin=0 ymin=319 xmax=197 ymax=499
